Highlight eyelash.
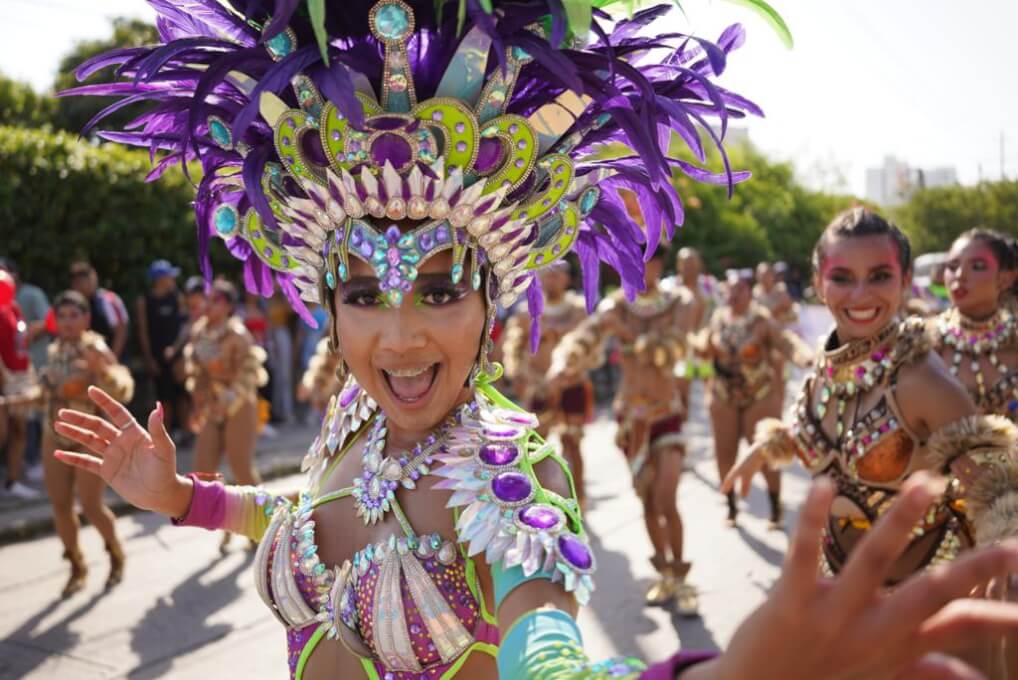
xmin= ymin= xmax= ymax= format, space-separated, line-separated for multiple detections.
xmin=340 ymin=284 xmax=467 ymax=308
xmin=827 ymin=271 xmax=894 ymax=285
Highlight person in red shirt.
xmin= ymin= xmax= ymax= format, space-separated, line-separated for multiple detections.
xmin=0 ymin=270 xmax=41 ymax=499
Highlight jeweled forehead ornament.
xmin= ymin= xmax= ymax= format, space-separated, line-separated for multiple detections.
xmin=207 ymin=0 xmax=604 ymax=308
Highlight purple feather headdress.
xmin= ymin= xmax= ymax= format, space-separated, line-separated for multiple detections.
xmin=64 ymin=0 xmax=761 ymax=338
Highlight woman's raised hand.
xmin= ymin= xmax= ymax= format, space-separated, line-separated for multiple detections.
xmin=683 ymin=473 xmax=1018 ymax=680
xmin=53 ymin=386 xmax=192 ymax=518
xmin=720 ymin=444 xmax=766 ymax=498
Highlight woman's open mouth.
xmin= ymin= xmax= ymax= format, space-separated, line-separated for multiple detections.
xmin=844 ymin=307 xmax=879 ymax=323
xmin=382 ymin=363 xmax=440 ymax=406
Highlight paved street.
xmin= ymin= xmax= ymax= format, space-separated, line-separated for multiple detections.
xmin=0 ymin=308 xmax=830 ymax=679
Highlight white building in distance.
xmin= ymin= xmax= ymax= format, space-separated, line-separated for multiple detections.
xmin=865 ymin=156 xmax=958 ymax=206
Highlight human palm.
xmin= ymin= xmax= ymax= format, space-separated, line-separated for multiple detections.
xmin=53 ymin=386 xmax=184 ymax=517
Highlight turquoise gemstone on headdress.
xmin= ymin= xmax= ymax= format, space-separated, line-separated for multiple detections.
xmin=472 ymin=270 xmax=481 ymax=290
xmin=208 ymin=118 xmax=231 ymax=148
xmin=579 ymin=187 xmax=600 ymax=216
xmin=338 ymin=262 xmax=349 ymax=281
xmin=265 ymin=31 xmax=294 ymax=59
xmin=213 ymin=205 xmax=238 ymax=236
xmin=387 ymin=289 xmax=403 ymax=306
xmin=451 ymin=263 xmax=463 ymax=284
xmin=325 ymin=271 xmax=336 ymax=289
xmin=511 ymin=46 xmax=531 ymax=61
xmin=375 ymin=3 xmax=411 ymax=40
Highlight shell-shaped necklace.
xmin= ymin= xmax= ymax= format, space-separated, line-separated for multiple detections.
xmin=352 ymin=404 xmax=472 ymax=525
xmin=939 ymin=307 xmax=1016 ymax=401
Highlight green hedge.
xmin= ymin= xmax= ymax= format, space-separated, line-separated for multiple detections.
xmin=0 ymin=125 xmax=238 ymax=301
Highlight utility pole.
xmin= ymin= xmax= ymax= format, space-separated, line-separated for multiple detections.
xmin=1002 ymin=131 xmax=1006 ymax=180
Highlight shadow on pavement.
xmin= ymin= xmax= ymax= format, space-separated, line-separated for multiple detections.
xmin=668 ymin=607 xmax=720 ymax=652
xmin=127 ymin=549 xmax=253 ymax=679
xmin=1 ymin=589 xmax=112 ymax=679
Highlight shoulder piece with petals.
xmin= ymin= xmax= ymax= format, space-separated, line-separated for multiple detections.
xmin=302 ymin=377 xmax=377 ymax=489
xmin=432 ymin=386 xmax=595 ymax=605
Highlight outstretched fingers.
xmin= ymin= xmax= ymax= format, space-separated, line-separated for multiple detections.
xmin=779 ymin=477 xmax=835 ymax=594
xmin=888 ymin=540 xmax=1018 ymax=632
xmin=56 ymin=408 xmax=119 ymax=443
xmin=910 ymin=598 xmax=1018 ymax=659
xmin=88 ymin=385 xmax=136 ymax=430
xmin=53 ymin=421 xmax=110 ymax=457
xmin=53 ymin=450 xmax=104 ymax=477
xmin=827 ymin=472 xmax=943 ymax=617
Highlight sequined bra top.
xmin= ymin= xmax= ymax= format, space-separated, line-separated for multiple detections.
xmin=252 ymin=381 xmax=596 ymax=679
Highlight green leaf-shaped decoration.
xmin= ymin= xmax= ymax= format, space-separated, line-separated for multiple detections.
xmin=308 ymin=0 xmax=329 ymax=62
xmin=721 ymin=0 xmax=793 ymax=48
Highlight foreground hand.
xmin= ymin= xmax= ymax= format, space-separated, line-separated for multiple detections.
xmin=720 ymin=445 xmax=766 ymax=498
xmin=53 ymin=386 xmax=191 ymax=517
xmin=684 ymin=473 xmax=1018 ymax=680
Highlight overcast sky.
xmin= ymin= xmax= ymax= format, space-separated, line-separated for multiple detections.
xmin=2 ymin=0 xmax=1014 ymax=196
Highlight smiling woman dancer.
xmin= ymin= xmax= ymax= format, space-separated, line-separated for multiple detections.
xmin=51 ymin=1 xmax=1018 ymax=678
xmin=725 ymin=207 xmax=1018 ymax=678
xmin=931 ymin=230 xmax=1018 ymax=422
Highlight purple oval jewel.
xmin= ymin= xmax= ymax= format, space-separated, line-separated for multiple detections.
xmin=557 ymin=534 xmax=593 ymax=570
xmin=370 ymin=132 xmax=413 ymax=170
xmin=474 ymin=137 xmax=504 ymax=174
xmin=490 ymin=471 xmax=532 ymax=504
xmin=518 ymin=504 xmax=562 ymax=530
xmin=419 ymin=232 xmax=434 ymax=251
xmin=479 ymin=442 xmax=519 ymax=467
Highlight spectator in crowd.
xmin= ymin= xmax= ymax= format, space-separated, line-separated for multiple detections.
xmin=69 ymin=261 xmax=129 ymax=358
xmin=163 ymin=276 xmax=207 ymax=441
xmin=136 ymin=260 xmax=185 ymax=432
xmin=0 ymin=257 xmax=47 ymax=482
xmin=0 ymin=269 xmax=40 ymax=499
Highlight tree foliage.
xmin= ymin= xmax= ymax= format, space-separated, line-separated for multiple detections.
xmin=0 ymin=126 xmax=236 ymax=302
xmin=667 ymin=141 xmax=859 ymax=276
xmin=893 ymin=181 xmax=1018 ymax=255
xmin=0 ymin=72 xmax=57 ymax=129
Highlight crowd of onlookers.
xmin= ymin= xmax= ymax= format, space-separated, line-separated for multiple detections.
xmin=0 ymin=257 xmax=329 ymax=500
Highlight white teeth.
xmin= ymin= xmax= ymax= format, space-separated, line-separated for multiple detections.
xmin=385 ymin=365 xmax=432 ymax=378
xmin=846 ymin=308 xmax=878 ymax=321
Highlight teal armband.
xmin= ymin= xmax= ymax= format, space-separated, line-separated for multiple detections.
xmin=493 ymin=561 xmax=555 ymax=610
xmin=496 ymin=609 xmax=645 ymax=679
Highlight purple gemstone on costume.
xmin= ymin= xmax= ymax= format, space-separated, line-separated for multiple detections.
xmin=419 ymin=232 xmax=434 ymax=251
xmin=503 ymin=412 xmax=533 ymax=425
xmin=360 ymin=241 xmax=373 ymax=257
xmin=479 ymin=442 xmax=519 ymax=466
xmin=351 ymin=229 xmax=363 ymax=246
xmin=491 ymin=472 xmax=532 ymax=503
xmin=474 ymin=137 xmax=504 ymax=174
xmin=518 ymin=504 xmax=561 ymax=530
xmin=370 ymin=133 xmax=413 ymax=169
xmin=436 ymin=225 xmax=450 ymax=243
xmin=557 ymin=534 xmax=593 ymax=570
xmin=385 ymin=225 xmax=401 ymax=242
xmin=339 ymin=385 xmax=361 ymax=407
xmin=387 ymin=248 xmax=401 ymax=266
xmin=301 ymin=132 xmax=329 ymax=166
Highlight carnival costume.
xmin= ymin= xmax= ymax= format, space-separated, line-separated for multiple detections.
xmin=41 ymin=331 xmax=134 ymax=595
xmin=752 ymin=318 xmax=1018 ymax=582
xmin=71 ymin=0 xmax=762 ymax=675
xmin=550 ymin=285 xmax=698 ymax=611
xmin=931 ymin=306 xmax=1018 ymax=422
xmin=184 ymin=315 xmax=268 ymax=429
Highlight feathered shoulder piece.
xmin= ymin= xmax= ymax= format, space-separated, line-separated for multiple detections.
xmin=66 ymin=0 xmax=763 ymax=331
